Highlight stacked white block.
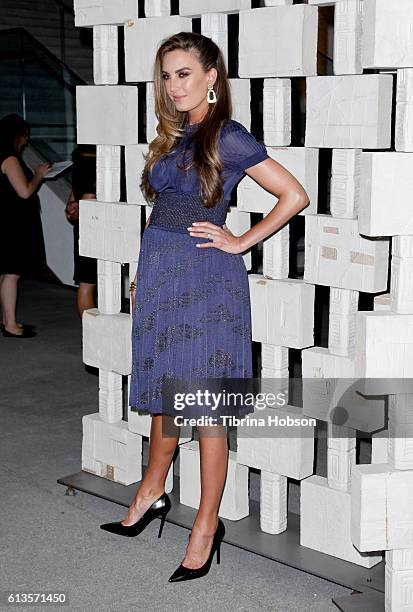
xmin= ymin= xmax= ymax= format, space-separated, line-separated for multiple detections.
xmin=179 ymin=441 xmax=249 ymax=520
xmin=302 ymin=347 xmax=385 ymax=432
xmin=388 ymin=395 xmax=413 ymax=471
xmin=75 ymin=0 xmax=139 ymax=26
xmin=248 ymin=274 xmax=314 ymax=348
xmin=330 ymin=149 xmax=362 ymax=219
xmin=82 ymin=413 xmax=142 ymax=485
xmin=304 ymin=214 xmax=390 ymax=292
xmin=237 ymin=147 xmax=318 ymax=215
xmin=228 ymin=78 xmax=251 ymax=128
xmin=124 ymin=17 xmax=192 ymax=82
xmin=201 ymin=13 xmax=228 ymax=69
xmin=99 ymin=370 xmax=122 ymax=422
xmin=390 ymin=236 xmax=413 ymax=314
xmin=239 ymin=5 xmax=318 ymax=77
xmin=362 ymin=0 xmax=413 ymax=69
xmin=262 ymin=222 xmax=289 ymax=280
xmin=355 ymin=312 xmax=413 ymax=378
xmin=144 ymin=0 xmax=170 ymax=17
xmin=93 ymin=25 xmax=118 ymax=85
xmin=179 ymin=0 xmax=250 ymax=16
xmin=396 ymin=69 xmax=413 ymax=152
xmin=328 ymin=287 xmax=359 ymax=357
xmin=327 ymin=424 xmax=356 ymax=491
xmin=96 ymin=145 xmax=121 ymax=203
xmin=359 ymin=153 xmax=413 ymax=237
xmin=385 ymin=550 xmax=413 ymax=612
xmin=351 ymin=464 xmax=413 ymax=551
xmin=225 ymin=206 xmax=251 ymax=270
xmin=263 ymin=79 xmax=291 ymax=146
xmin=305 ymin=74 xmax=393 ymax=149
xmin=125 ymin=144 xmax=149 ymax=204
xmin=261 ymin=344 xmax=289 ymax=379
xmin=301 ymin=475 xmax=382 ymax=567
xmin=79 ymin=200 xmax=140 ymax=263
xmin=76 ymin=86 xmax=139 ymax=145
xmin=333 ymin=0 xmax=362 ymax=75
xmin=83 ymin=308 xmax=132 ymax=375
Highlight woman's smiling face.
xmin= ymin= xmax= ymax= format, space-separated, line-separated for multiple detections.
xmin=161 ymin=49 xmax=216 ymax=122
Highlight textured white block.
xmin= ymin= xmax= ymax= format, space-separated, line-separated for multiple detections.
xmin=372 ymin=429 xmax=389 ymax=464
xmin=93 ymin=25 xmax=118 ymax=85
xmin=304 ymin=214 xmax=389 ymax=292
xmin=388 ymin=395 xmax=413 ymax=471
xmin=99 ymin=370 xmax=122 ymax=422
xmin=328 ymin=288 xmax=359 ymax=357
xmin=96 ymin=145 xmax=121 ymax=203
xmin=352 ymin=464 xmax=413 ymax=551
xmin=229 ymin=79 xmax=251 ymax=128
xmin=393 ymin=236 xmax=413 ymax=259
xmin=359 ymin=153 xmax=413 ymax=236
xmin=225 ymin=206 xmax=251 ymax=270
xmin=236 ymin=405 xmax=314 ymax=480
xmin=77 ymin=86 xmax=138 ymax=145
xmin=301 ymin=475 xmax=382 ymax=567
xmin=79 ymin=200 xmax=140 ymax=263
xmin=305 ymin=75 xmax=393 ymax=149
xmin=237 ymin=147 xmax=318 ymax=215
xmin=97 ymin=260 xmax=121 ymax=315
xmin=179 ymin=0 xmax=249 ymax=15
xmin=145 ymin=83 xmax=157 ymax=144
xmin=302 ymin=347 xmax=385 ymax=432
xmin=262 ymin=223 xmax=289 ymax=280
xmin=385 ymin=558 xmax=413 ymax=612
xmin=201 ymin=14 xmax=228 ymax=69
xmin=333 ymin=0 xmax=363 ymax=75
xmin=264 ymin=0 xmax=293 ymax=5
xmin=308 ymin=0 xmax=335 ymax=4
xmin=248 ymin=274 xmax=314 ymax=348
xmin=261 ymin=344 xmax=289 ymax=378
xmin=124 ymin=17 xmax=192 ymax=82
xmin=263 ymin=79 xmax=291 ymax=146
xmin=396 ymin=69 xmax=413 ymax=152
xmin=125 ymin=144 xmax=148 ymax=204
xmin=144 ymin=0 xmax=169 ymax=16
xmin=362 ymin=0 xmax=413 ymax=69
xmin=260 ymin=471 xmax=287 ymax=535
xmin=327 ymin=424 xmax=356 ymax=491
xmin=82 ymin=413 xmax=142 ymax=485
xmin=239 ymin=6 xmax=318 ymax=78
xmin=74 ymin=0 xmax=138 ymax=26
xmin=180 ymin=441 xmax=249 ymax=520
xmin=356 ymin=312 xmax=413 ymax=378
xmin=391 ymin=256 xmax=413 ymax=314
xmin=330 ymin=149 xmax=362 ymax=219
xmin=83 ymin=309 xmax=131 ymax=374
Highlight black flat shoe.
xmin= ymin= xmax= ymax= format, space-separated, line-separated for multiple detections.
xmin=1 ymin=326 xmax=37 ymax=338
xmin=100 ymin=492 xmax=171 ymax=538
xmin=168 ymin=518 xmax=225 ymax=582
xmin=1 ymin=323 xmax=36 ymax=331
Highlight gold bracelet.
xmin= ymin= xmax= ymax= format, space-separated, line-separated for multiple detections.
xmin=129 ymin=282 xmax=136 ymax=292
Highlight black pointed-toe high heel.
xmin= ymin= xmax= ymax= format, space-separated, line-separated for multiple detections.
xmin=100 ymin=492 xmax=171 ymax=538
xmin=168 ymin=518 xmax=225 ymax=582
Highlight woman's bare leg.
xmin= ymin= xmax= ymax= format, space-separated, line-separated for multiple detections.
xmin=77 ymin=282 xmax=96 ymax=319
xmin=181 ymin=425 xmax=228 ymax=569
xmin=1 ymin=274 xmax=22 ymax=334
xmin=121 ymin=414 xmax=180 ymax=526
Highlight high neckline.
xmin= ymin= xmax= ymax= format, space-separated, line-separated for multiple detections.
xmin=184 ymin=121 xmax=200 ymax=132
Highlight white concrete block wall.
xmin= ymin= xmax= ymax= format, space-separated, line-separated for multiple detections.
xmin=73 ymin=4 xmax=413 ymax=598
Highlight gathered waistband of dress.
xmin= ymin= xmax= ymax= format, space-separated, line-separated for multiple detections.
xmin=148 ymin=191 xmax=229 ymax=233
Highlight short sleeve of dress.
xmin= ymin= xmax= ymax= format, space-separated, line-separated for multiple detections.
xmin=219 ymin=120 xmax=269 ymax=173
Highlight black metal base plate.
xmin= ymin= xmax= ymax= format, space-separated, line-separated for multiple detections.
xmin=58 ymin=470 xmax=384 ymax=599
xmin=333 ymin=590 xmax=385 ymax=611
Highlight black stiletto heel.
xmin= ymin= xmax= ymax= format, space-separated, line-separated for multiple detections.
xmin=168 ymin=518 xmax=225 ymax=582
xmin=100 ymin=493 xmax=171 ymax=538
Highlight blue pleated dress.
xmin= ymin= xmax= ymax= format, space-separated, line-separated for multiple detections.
xmin=129 ymin=119 xmax=269 ymax=417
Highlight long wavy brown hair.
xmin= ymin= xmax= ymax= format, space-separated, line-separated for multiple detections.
xmin=140 ymin=32 xmax=232 ymax=209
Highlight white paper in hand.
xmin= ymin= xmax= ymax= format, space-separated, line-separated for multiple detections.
xmin=43 ymin=161 xmax=73 ymax=179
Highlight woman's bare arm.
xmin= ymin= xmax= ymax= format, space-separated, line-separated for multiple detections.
xmin=1 ymin=156 xmax=49 ymax=199
xmin=238 ymin=157 xmax=310 ymax=251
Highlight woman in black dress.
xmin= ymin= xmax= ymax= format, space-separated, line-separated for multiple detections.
xmin=65 ymin=145 xmax=97 ymax=318
xmin=0 ymin=114 xmax=50 ymax=338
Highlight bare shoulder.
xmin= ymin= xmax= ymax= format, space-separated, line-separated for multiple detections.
xmin=1 ymin=155 xmax=21 ymax=174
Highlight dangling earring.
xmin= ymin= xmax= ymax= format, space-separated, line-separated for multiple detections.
xmin=207 ymin=83 xmax=217 ymax=104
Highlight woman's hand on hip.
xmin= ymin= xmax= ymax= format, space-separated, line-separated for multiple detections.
xmin=187 ymin=222 xmax=244 ymax=254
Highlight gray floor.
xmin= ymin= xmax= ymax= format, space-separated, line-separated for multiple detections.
xmin=0 ymin=279 xmax=354 ymax=612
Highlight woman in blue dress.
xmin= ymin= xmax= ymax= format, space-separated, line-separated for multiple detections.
xmin=100 ymin=32 xmax=309 ymax=582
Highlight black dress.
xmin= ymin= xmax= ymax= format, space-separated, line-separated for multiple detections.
xmin=0 ymin=153 xmax=47 ymax=276
xmin=71 ymin=154 xmax=97 ymax=285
